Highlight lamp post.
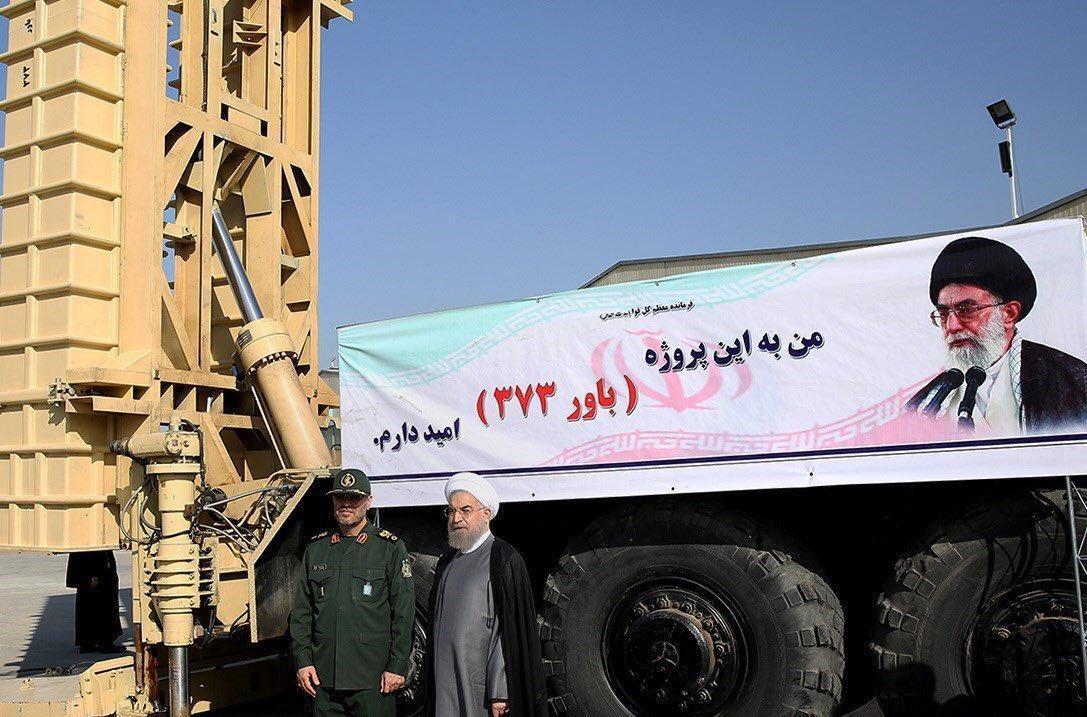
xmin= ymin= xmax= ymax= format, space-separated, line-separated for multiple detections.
xmin=986 ymin=99 xmax=1019 ymax=219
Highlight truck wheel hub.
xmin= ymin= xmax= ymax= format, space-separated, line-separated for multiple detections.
xmin=605 ymin=584 xmax=748 ymax=714
xmin=971 ymin=586 xmax=1085 ymax=717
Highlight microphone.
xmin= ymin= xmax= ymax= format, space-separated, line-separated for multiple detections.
xmin=956 ymin=366 xmax=987 ymax=432
xmin=921 ymin=368 xmax=964 ymax=417
xmin=907 ymin=369 xmax=964 ymax=416
xmin=906 ymin=373 xmax=950 ymax=412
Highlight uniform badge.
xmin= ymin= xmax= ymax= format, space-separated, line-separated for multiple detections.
xmin=401 ymin=559 xmax=413 ymax=579
xmin=341 ymin=473 xmax=356 ymax=488
xmin=363 ymin=582 xmax=373 ymax=596
xmin=312 ymin=563 xmax=327 ymax=572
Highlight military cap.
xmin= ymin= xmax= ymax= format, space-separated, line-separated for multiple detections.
xmin=327 ymin=468 xmax=371 ymax=496
xmin=929 ymin=236 xmax=1037 ymax=320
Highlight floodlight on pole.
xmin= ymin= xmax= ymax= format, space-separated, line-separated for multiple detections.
xmin=986 ymin=98 xmax=1019 ymax=218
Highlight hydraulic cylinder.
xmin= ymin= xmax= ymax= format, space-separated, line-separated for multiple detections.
xmin=211 ymin=205 xmax=332 ymax=469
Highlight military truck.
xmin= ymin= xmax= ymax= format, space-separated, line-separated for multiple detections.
xmin=340 ymin=217 xmax=1087 ymax=717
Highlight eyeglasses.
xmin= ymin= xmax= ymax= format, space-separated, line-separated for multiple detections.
xmin=443 ymin=505 xmax=488 ymax=519
xmin=930 ymin=301 xmax=1006 ymax=327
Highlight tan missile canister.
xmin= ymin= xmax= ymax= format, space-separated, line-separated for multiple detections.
xmin=0 ymin=0 xmax=126 ymax=552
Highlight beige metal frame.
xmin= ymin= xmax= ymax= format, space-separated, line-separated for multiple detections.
xmin=0 ymin=0 xmax=347 ymax=550
xmin=0 ymin=1 xmax=350 ymax=712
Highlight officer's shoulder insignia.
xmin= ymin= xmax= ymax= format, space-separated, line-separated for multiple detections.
xmin=377 ymin=529 xmax=398 ymax=542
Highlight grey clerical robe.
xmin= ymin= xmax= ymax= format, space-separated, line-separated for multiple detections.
xmin=432 ymin=533 xmax=507 ymax=716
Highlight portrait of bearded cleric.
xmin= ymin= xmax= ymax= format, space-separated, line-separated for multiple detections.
xmin=907 ymin=236 xmax=1087 ymax=434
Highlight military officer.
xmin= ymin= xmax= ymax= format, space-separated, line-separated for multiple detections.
xmin=289 ymin=468 xmax=415 ymax=717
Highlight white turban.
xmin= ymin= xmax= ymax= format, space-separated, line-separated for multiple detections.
xmin=444 ymin=472 xmax=499 ymax=517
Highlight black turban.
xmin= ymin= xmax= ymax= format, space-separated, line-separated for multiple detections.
xmin=928 ymin=236 xmax=1036 ymax=320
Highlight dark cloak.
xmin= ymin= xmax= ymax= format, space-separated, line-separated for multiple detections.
xmin=1020 ymin=340 xmax=1087 ymax=430
xmin=66 ymin=550 xmax=122 ymax=649
xmin=425 ymin=537 xmax=548 ymax=717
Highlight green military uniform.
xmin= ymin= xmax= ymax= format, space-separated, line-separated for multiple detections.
xmin=289 ymin=469 xmax=415 ymax=717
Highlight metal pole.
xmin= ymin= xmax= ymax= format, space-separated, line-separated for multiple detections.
xmin=168 ymin=646 xmax=191 ymax=717
xmin=1006 ymin=126 xmax=1019 ymax=219
xmin=1064 ymin=476 xmax=1087 ymax=702
xmin=210 ymin=205 xmax=263 ymax=323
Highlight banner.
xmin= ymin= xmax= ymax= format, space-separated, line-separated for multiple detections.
xmin=339 ymin=219 xmax=1087 ymax=505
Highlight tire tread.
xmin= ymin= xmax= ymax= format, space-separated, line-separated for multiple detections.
xmin=540 ymin=497 xmax=844 ymax=716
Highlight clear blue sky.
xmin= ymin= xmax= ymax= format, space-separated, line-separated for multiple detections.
xmin=288 ymin=5 xmax=1087 ymax=367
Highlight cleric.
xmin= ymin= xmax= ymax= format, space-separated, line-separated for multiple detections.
xmin=423 ymin=473 xmax=548 ymax=717
xmin=909 ymin=236 xmax=1087 ymax=433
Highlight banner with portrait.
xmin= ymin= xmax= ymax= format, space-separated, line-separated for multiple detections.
xmin=339 ymin=218 xmax=1087 ymax=506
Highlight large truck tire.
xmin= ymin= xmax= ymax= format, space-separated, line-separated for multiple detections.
xmin=870 ymin=491 xmax=1081 ymax=717
xmin=540 ymin=498 xmax=845 ymax=716
xmin=380 ymin=512 xmax=447 ymax=716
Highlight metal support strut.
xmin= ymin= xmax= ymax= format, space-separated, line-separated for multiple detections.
xmin=112 ymin=425 xmax=203 ymax=717
xmin=1063 ymin=475 xmax=1087 ymax=705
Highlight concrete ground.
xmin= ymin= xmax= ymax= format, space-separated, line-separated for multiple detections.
xmin=0 ymin=552 xmax=300 ymax=715
xmin=0 ymin=551 xmax=135 ymax=704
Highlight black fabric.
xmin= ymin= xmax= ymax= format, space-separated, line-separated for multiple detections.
xmin=1020 ymin=340 xmax=1087 ymax=430
xmin=907 ymin=340 xmax=1087 ymax=431
xmin=928 ymin=236 xmax=1037 ymax=318
xmin=66 ymin=550 xmax=122 ymax=649
xmin=424 ymin=537 xmax=548 ymax=717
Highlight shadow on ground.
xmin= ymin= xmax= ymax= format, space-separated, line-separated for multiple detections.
xmin=3 ymin=588 xmax=134 ymax=676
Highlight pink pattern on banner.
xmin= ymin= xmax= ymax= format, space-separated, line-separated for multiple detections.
xmin=542 ymin=378 xmax=960 ymax=466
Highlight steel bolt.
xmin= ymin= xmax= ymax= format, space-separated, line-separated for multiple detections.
xmin=992 ymin=627 xmax=1012 ymax=641
xmin=697 ymin=689 xmax=711 ymax=703
xmin=657 ymin=597 xmax=670 ymax=609
xmin=702 ymin=618 xmax=714 ymax=631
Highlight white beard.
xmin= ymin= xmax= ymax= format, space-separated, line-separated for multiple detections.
xmin=945 ymin=310 xmax=1008 ymax=372
xmin=448 ymin=524 xmax=488 ymax=551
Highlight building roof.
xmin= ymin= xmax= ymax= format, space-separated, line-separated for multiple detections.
xmin=582 ymin=186 xmax=1087 ymax=289
xmin=1010 ymin=186 xmax=1087 ymax=225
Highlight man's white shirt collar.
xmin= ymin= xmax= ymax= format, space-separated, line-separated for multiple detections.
xmin=461 ymin=530 xmax=492 ymax=554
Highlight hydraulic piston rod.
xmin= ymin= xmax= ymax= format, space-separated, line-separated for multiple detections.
xmin=211 ymin=206 xmax=263 ymax=324
xmin=210 ymin=205 xmax=332 ymax=469
xmin=168 ymin=646 xmax=191 ymax=717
